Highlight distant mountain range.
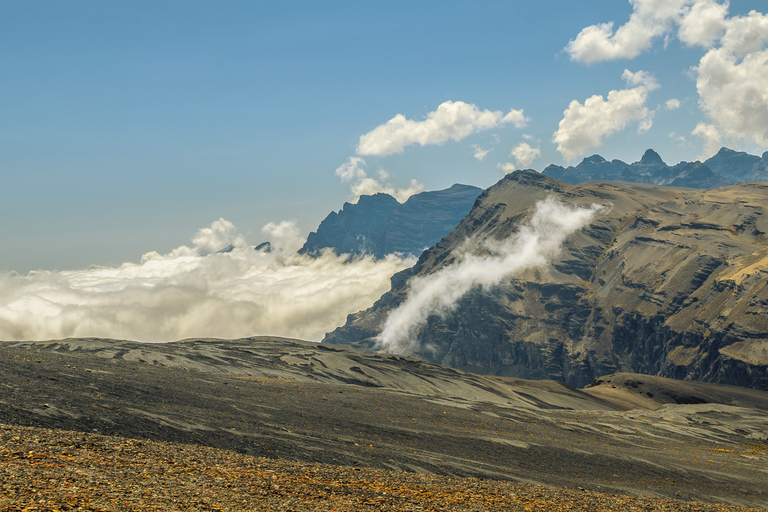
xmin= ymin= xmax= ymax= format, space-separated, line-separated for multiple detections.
xmin=543 ymin=147 xmax=768 ymax=188
xmin=325 ymin=168 xmax=768 ymax=390
xmin=300 ymin=183 xmax=482 ymax=259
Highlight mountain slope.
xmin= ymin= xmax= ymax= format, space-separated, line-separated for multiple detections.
xmin=704 ymin=147 xmax=768 ymax=183
xmin=300 ymin=184 xmax=482 ymax=259
xmin=325 ymin=171 xmax=768 ymax=390
xmin=1 ymin=337 xmax=766 ymax=508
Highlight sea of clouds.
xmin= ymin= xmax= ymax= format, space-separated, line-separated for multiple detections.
xmin=0 ymin=218 xmax=414 ymax=342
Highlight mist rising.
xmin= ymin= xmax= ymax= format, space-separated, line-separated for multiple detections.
xmin=377 ymin=197 xmax=602 ymax=354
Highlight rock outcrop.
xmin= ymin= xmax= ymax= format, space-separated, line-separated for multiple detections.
xmin=325 ymin=171 xmax=768 ymax=390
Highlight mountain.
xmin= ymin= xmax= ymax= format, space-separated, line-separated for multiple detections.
xmin=543 ymin=148 xmax=732 ymax=188
xmin=325 ymin=171 xmax=768 ymax=390
xmin=704 ymin=147 xmax=768 ymax=183
xmin=301 ymin=184 xmax=482 ymax=259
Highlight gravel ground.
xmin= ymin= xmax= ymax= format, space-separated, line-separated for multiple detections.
xmin=1 ymin=423 xmax=764 ymax=512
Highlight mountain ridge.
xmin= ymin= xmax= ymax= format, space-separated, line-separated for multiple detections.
xmin=541 ymin=146 xmax=768 ymax=189
xmin=300 ymin=184 xmax=482 ymax=259
xmin=324 ymin=170 xmax=768 ymax=390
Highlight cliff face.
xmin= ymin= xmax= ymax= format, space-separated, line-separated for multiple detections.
xmin=324 ymin=171 xmax=768 ymax=389
xmin=300 ymin=184 xmax=481 ymax=259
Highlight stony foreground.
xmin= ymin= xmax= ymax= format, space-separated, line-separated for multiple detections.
xmin=1 ymin=337 xmax=767 ymax=509
xmin=0 ymin=423 xmax=764 ymax=512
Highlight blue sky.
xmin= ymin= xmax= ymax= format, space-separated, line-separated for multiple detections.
xmin=2 ymin=0 xmax=768 ymax=273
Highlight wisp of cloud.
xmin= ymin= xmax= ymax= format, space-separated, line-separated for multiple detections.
xmin=0 ymin=219 xmax=414 ymax=342
xmin=377 ymin=198 xmax=602 ymax=354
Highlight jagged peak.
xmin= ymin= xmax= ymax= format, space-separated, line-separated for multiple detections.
xmin=640 ymin=148 xmax=665 ymax=166
xmin=581 ymin=154 xmax=607 ymax=166
xmin=504 ymin=169 xmax=547 ymax=181
xmin=714 ymin=147 xmax=738 ymax=156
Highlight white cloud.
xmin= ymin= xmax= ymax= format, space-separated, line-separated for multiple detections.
xmin=262 ymin=220 xmax=305 ymax=254
xmin=356 ymin=101 xmax=528 ymax=156
xmin=565 ymin=0 xmax=690 ymax=63
xmin=566 ymin=1 xmax=768 ymax=153
xmin=677 ymin=0 xmax=728 ymax=47
xmin=472 ymin=145 xmax=490 ymax=161
xmin=692 ymin=12 xmax=768 ymax=149
xmin=665 ymin=98 xmax=681 ymax=110
xmin=510 ymin=142 xmax=541 ymax=168
xmin=335 ymin=157 xmax=424 ymax=203
xmin=497 ymin=162 xmax=516 ymax=174
xmin=565 ymin=0 xmax=731 ymax=63
xmin=377 ymin=198 xmax=602 ymax=355
xmin=669 ymin=131 xmax=689 ymax=144
xmin=0 ymin=219 xmax=414 ymax=342
xmin=334 ymin=156 xmax=367 ymax=182
xmin=191 ymin=218 xmax=246 ymax=256
xmin=718 ymin=9 xmax=768 ymax=56
xmin=553 ymin=70 xmax=659 ymax=161
xmin=692 ymin=122 xmax=724 ymax=159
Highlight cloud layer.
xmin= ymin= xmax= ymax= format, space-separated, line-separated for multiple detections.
xmin=357 ymin=101 xmax=527 ymax=156
xmin=553 ymin=70 xmax=659 ymax=161
xmin=376 ymin=198 xmax=602 ymax=354
xmin=0 ymin=220 xmax=413 ymax=342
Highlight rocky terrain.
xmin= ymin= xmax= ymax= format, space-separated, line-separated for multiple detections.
xmin=325 ymin=171 xmax=768 ymax=390
xmin=300 ymin=184 xmax=481 ymax=259
xmin=0 ymin=337 xmax=766 ymax=508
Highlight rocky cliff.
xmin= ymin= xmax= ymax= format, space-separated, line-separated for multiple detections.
xmin=324 ymin=171 xmax=768 ymax=390
xmin=300 ymin=184 xmax=481 ymax=259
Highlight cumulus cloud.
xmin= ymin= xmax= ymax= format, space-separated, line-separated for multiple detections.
xmin=677 ymin=0 xmax=728 ymax=47
xmin=510 ymin=142 xmax=541 ymax=168
xmin=693 ymin=13 xmax=768 ymax=151
xmin=565 ymin=0 xmax=687 ymax=63
xmin=356 ymin=101 xmax=528 ymax=156
xmin=565 ymin=0 xmax=731 ymax=63
xmin=335 ymin=157 xmax=424 ymax=203
xmin=472 ymin=145 xmax=490 ymax=161
xmin=0 ymin=219 xmax=414 ymax=343
xmin=497 ymin=162 xmax=516 ymax=174
xmin=566 ymin=1 xmax=768 ymax=154
xmin=553 ymin=70 xmax=659 ymax=161
xmin=692 ymin=122 xmax=723 ymax=159
xmin=376 ymin=198 xmax=602 ymax=355
xmin=665 ymin=98 xmax=682 ymax=110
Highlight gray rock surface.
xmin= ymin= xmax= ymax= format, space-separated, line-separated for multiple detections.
xmin=300 ymin=184 xmax=482 ymax=259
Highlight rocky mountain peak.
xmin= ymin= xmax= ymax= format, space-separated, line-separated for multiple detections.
xmin=581 ymin=155 xmax=608 ymax=166
xmin=301 ymin=184 xmax=481 ymax=259
xmin=640 ymin=148 xmax=665 ymax=165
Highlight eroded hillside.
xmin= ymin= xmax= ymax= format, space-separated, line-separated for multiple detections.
xmin=325 ymin=171 xmax=768 ymax=389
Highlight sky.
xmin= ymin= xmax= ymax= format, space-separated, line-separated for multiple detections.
xmin=1 ymin=1 xmax=767 ymax=342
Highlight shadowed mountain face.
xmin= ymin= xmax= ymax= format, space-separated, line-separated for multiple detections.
xmin=300 ymin=184 xmax=482 ymax=259
xmin=325 ymin=171 xmax=768 ymax=390
xmin=543 ymin=148 xmax=735 ymax=189
xmin=705 ymin=147 xmax=768 ymax=183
